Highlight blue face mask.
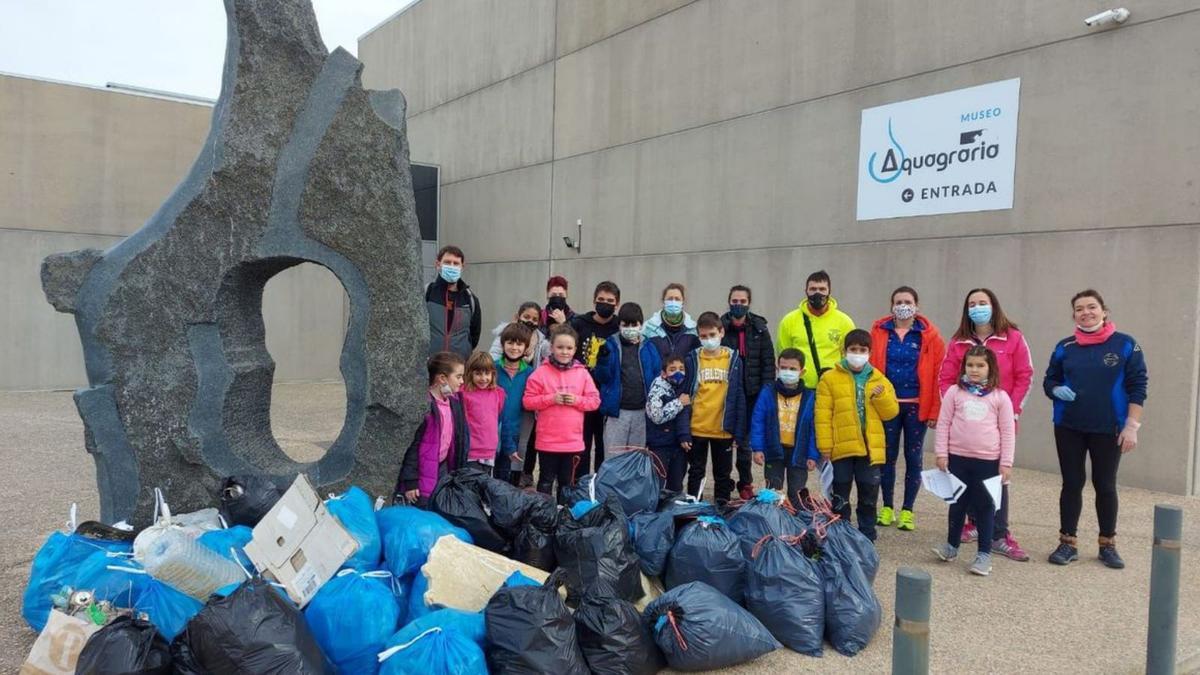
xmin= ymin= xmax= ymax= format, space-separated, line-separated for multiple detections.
xmin=667 ymin=371 xmax=686 ymax=385
xmin=968 ymin=305 xmax=992 ymax=326
xmin=439 ymin=264 xmax=462 ymax=284
xmin=663 ymin=300 xmax=683 ymax=316
xmin=778 ymin=370 xmax=801 ymax=386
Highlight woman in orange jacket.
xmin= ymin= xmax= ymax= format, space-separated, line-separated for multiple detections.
xmin=868 ymin=286 xmax=945 ymax=532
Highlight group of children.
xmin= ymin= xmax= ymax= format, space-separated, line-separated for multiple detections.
xmin=395 ymin=293 xmax=1018 ymax=579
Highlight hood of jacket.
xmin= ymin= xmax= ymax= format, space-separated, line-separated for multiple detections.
xmin=643 ymin=310 xmax=697 ymax=339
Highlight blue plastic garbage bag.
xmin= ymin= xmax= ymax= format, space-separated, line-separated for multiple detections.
xmin=744 ymin=536 xmax=825 ymax=656
xmin=305 ymin=569 xmax=401 ymax=674
xmin=133 ymin=575 xmax=204 ymax=641
xmin=726 ymin=490 xmax=807 ymax=560
xmin=198 ymin=525 xmax=254 ymax=568
xmin=593 ymin=449 xmax=663 ymax=516
xmin=574 ymin=581 xmax=663 ymax=675
xmin=643 ymin=581 xmax=780 ymax=671
xmin=326 ymin=487 xmax=382 ymax=571
xmin=388 ymin=608 xmax=485 ymax=648
xmin=554 ymin=497 xmax=642 ymax=604
xmin=377 ymin=506 xmax=471 ymax=578
xmin=484 ymin=570 xmax=589 ymax=675
xmin=630 ymin=511 xmax=675 ymax=577
xmin=22 ymin=527 xmax=131 ymax=631
xmin=820 ymin=535 xmax=881 ymax=657
xmin=656 ymin=492 xmax=717 ymax=523
xmin=406 ymin=572 xmax=433 ymax=622
xmin=665 ymin=516 xmax=747 ymax=604
xmin=378 ymin=624 xmax=487 ymax=675
xmin=71 ymin=551 xmax=151 ymax=608
xmin=824 ymin=518 xmax=879 ymax=583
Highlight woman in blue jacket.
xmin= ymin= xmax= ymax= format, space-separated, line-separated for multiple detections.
xmin=1043 ymin=290 xmax=1147 ymax=569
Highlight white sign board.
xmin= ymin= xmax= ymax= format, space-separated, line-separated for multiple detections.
xmin=856 ymin=78 xmax=1020 ymax=221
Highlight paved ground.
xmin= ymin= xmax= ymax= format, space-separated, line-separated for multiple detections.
xmin=2 ymin=382 xmax=1198 ymax=673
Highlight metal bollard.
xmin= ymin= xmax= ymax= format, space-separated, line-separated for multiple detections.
xmin=1146 ymin=504 xmax=1183 ymax=675
xmin=893 ymin=567 xmax=931 ymax=675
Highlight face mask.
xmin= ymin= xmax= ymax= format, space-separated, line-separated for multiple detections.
xmin=729 ymin=304 xmax=749 ymax=319
xmin=892 ymin=304 xmax=917 ymax=321
xmin=552 ymin=356 xmax=573 ymax=370
xmin=968 ymin=305 xmax=993 ymax=326
xmin=521 ymin=320 xmax=538 ymax=331
xmin=548 ymin=296 xmax=567 ymax=311
xmin=620 ymin=326 xmax=642 ymax=342
xmin=439 ymin=264 xmax=462 ymax=284
xmin=846 ymin=353 xmax=869 ymax=370
xmin=1077 ymin=322 xmax=1103 ymax=333
xmin=667 ymin=371 xmax=686 ymax=385
xmin=778 ymin=370 xmax=801 ymax=386
xmin=663 ymin=300 xmax=684 ymax=316
xmin=807 ymin=293 xmax=828 ymax=310
xmin=595 ymin=302 xmax=615 ymax=319
xmin=700 ymin=337 xmax=721 ymax=351
xmin=438 ymin=382 xmax=452 ymax=396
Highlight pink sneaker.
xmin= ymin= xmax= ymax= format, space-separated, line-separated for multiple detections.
xmin=992 ymin=532 xmax=1030 ymax=562
xmin=961 ymin=522 xmax=978 ymax=543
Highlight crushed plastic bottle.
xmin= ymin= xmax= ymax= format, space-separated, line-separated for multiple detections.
xmin=141 ymin=528 xmax=245 ymax=600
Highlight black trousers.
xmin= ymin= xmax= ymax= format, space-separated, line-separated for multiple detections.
xmin=522 ymin=421 xmax=538 ymax=475
xmin=687 ymin=436 xmax=735 ymax=503
xmin=1055 ymin=425 xmax=1121 ymax=538
xmin=832 ymin=456 xmax=880 ymax=541
xmin=947 ymin=455 xmax=1000 ymax=554
xmin=736 ymin=394 xmax=758 ymax=489
xmin=536 ymin=451 xmax=581 ymax=503
xmin=651 ymin=445 xmax=689 ymax=493
xmin=580 ymin=410 xmax=607 ymax=474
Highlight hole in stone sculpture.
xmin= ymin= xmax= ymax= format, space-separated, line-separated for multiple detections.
xmin=262 ymin=262 xmax=350 ymax=463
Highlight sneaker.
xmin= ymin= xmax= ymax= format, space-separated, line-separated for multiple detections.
xmin=932 ymin=543 xmax=959 ymax=562
xmin=992 ymin=533 xmax=1030 ymax=562
xmin=969 ymin=553 xmax=993 ymax=576
xmin=1049 ymin=542 xmax=1079 ymax=566
xmin=897 ymin=509 xmax=915 ymax=531
xmin=1099 ymin=545 xmax=1126 ymax=569
xmin=961 ymin=522 xmax=978 ymax=543
xmin=876 ymin=506 xmax=895 ymax=527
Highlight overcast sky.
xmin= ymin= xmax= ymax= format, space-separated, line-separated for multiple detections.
xmin=0 ymin=0 xmax=416 ymax=99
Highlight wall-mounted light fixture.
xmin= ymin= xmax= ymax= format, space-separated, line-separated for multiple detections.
xmin=563 ymin=219 xmax=582 ymax=253
xmin=1084 ymin=8 xmax=1130 ymax=27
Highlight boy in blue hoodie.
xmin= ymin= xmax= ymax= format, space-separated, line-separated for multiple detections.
xmin=595 ymin=303 xmax=661 ymax=453
xmin=646 ymin=354 xmax=693 ymax=492
xmin=494 ymin=322 xmax=536 ymax=484
xmin=750 ymin=348 xmax=819 ymax=504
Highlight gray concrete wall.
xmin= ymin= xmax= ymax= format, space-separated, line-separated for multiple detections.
xmin=1 ymin=73 xmax=348 ymax=390
xmin=359 ymin=0 xmax=1200 ymax=494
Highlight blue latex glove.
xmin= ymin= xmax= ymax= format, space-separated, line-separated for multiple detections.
xmin=1052 ymin=385 xmax=1076 ymax=402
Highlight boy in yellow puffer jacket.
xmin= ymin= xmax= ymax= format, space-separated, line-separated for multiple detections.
xmin=816 ymin=329 xmax=899 ymax=541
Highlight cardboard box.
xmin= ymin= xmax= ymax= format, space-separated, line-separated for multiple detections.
xmin=20 ymin=610 xmax=101 ymax=675
xmin=243 ymin=474 xmax=358 ymax=607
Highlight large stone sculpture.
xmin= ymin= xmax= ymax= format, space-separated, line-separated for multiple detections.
xmin=40 ymin=0 xmax=426 ymax=524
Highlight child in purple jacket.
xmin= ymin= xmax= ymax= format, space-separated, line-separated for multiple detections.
xmin=394 ymin=352 xmax=471 ymax=507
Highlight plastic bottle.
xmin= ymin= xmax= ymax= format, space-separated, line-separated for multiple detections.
xmin=141 ymin=528 xmax=245 ymax=600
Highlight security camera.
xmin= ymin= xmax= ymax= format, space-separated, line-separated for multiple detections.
xmin=562 ymin=235 xmax=577 ymax=249
xmin=1084 ymin=8 xmax=1130 ymax=26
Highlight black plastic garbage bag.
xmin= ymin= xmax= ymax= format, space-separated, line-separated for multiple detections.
xmin=630 ymin=511 xmax=675 ymax=577
xmin=825 ymin=518 xmax=880 ymax=583
xmin=820 ymin=537 xmax=881 ymax=657
xmin=77 ymin=616 xmax=173 ymax=675
xmin=485 ymin=570 xmax=589 ymax=675
xmin=483 ymin=477 xmax=540 ymax=539
xmin=554 ymin=497 xmax=642 ymax=604
xmin=664 ymin=516 xmax=746 ymax=604
xmin=642 ymin=581 xmax=780 ymax=671
xmin=430 ymin=470 xmax=508 ymax=553
xmin=176 ymin=579 xmax=331 ymax=674
xmin=219 ymin=475 xmax=282 ymax=527
xmin=744 ymin=536 xmax=825 ymax=656
xmin=726 ymin=491 xmax=807 ymax=560
xmin=594 ymin=450 xmax=663 ymax=517
xmin=574 ymin=581 xmax=663 ymax=675
xmin=169 ymin=638 xmax=206 ymax=675
xmin=512 ymin=499 xmax=559 ymax=571
xmin=656 ymin=492 xmax=717 ymax=523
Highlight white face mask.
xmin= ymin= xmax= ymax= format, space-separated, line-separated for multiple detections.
xmin=892 ymin=304 xmax=917 ymax=321
xmin=700 ymin=337 xmax=722 ymax=351
xmin=846 ymin=353 xmax=870 ymax=370
xmin=620 ymin=326 xmax=642 ymax=342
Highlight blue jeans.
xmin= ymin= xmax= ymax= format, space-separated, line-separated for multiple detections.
xmin=881 ymin=402 xmax=925 ymax=511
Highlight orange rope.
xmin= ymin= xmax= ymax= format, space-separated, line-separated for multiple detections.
xmin=750 ymin=534 xmax=774 ymax=560
xmin=668 ymin=610 xmax=689 ymax=652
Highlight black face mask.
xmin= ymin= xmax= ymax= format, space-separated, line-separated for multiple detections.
xmin=595 ymin=302 xmax=615 ymax=319
xmin=547 ymin=296 xmax=568 ymax=312
xmin=729 ymin=304 xmax=749 ymax=319
xmin=807 ymin=293 xmax=828 ymax=310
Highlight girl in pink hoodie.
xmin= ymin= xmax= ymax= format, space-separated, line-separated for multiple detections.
xmin=932 ymin=346 xmax=1016 ymax=577
xmin=461 ymin=351 xmax=506 ymax=470
xmin=522 ymin=324 xmax=601 ymax=500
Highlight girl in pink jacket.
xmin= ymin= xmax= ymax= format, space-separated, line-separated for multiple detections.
xmin=461 ymin=351 xmax=506 ymax=470
xmin=932 ymin=346 xmax=1016 ymax=577
xmin=522 ymin=325 xmax=601 ymax=500
xmin=938 ymin=288 xmax=1032 ymax=561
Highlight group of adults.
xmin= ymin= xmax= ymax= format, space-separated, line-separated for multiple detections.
xmin=424 ymin=245 xmax=1148 ymax=568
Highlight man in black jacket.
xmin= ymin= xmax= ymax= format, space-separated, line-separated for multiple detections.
xmin=425 ymin=245 xmax=482 ymax=358
xmin=570 ymin=280 xmax=621 ymax=473
xmin=721 ymin=285 xmax=776 ymax=499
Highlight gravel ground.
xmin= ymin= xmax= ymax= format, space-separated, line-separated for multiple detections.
xmin=2 ymin=382 xmax=1198 ymax=673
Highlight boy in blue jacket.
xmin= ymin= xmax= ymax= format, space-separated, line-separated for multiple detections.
xmin=594 ymin=303 xmax=661 ymax=453
xmin=750 ymin=348 xmax=819 ymax=505
xmin=494 ymin=322 xmax=536 ymax=484
xmin=646 ymin=354 xmax=693 ymax=492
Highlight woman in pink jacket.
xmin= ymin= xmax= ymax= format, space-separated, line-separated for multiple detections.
xmin=938 ymin=288 xmax=1033 ymax=561
xmin=932 ymin=346 xmax=1016 ymax=577
xmin=522 ymin=324 xmax=601 ymax=501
